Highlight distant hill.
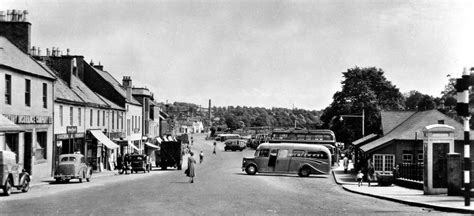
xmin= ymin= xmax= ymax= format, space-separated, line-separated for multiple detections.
xmin=157 ymin=102 xmax=324 ymax=130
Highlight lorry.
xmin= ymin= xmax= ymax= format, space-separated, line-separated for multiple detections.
xmin=154 ymin=141 xmax=183 ymax=170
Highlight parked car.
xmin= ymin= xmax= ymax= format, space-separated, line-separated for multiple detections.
xmin=130 ymin=154 xmax=151 ymax=173
xmin=54 ymin=154 xmax=92 ymax=183
xmin=0 ymin=150 xmax=30 ymax=196
xmin=224 ymin=139 xmax=247 ymax=151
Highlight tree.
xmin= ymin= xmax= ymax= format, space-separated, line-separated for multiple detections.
xmin=404 ymin=90 xmax=424 ymax=110
xmin=224 ymin=114 xmax=239 ymax=131
xmin=320 ymin=66 xmax=404 ymax=144
xmin=417 ymin=95 xmax=436 ymax=111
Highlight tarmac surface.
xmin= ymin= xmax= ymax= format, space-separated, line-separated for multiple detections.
xmin=333 ymin=161 xmax=474 ymax=214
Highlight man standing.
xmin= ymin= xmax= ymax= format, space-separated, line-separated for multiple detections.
xmin=343 ymin=155 xmax=349 ymax=174
xmin=213 ymin=142 xmax=217 ymax=154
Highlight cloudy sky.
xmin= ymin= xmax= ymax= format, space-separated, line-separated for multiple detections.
xmin=3 ymin=0 xmax=474 ymax=110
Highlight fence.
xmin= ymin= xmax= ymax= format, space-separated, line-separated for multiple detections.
xmin=397 ymin=162 xmax=424 ymax=182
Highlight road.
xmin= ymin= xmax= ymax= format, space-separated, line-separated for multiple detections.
xmin=0 ymin=134 xmax=455 ymax=215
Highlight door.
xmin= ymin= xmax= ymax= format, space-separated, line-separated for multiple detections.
xmin=268 ymin=149 xmax=278 ymax=171
xmin=275 ymin=149 xmax=290 ymax=172
xmin=24 ymin=132 xmax=32 ymax=174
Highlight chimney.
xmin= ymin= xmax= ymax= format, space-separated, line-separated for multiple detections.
xmin=123 ymin=76 xmax=132 ymax=101
xmin=93 ymin=61 xmax=104 ymax=71
xmin=46 ymin=48 xmax=50 ymax=56
xmin=0 ymin=9 xmax=31 ymax=54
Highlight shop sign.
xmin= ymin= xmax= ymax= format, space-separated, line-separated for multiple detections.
xmin=3 ymin=114 xmax=51 ymax=124
xmin=56 ymin=133 xmax=85 ymax=140
xmin=67 ymin=126 xmax=77 ymax=134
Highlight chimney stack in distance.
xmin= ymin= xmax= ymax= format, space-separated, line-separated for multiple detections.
xmin=122 ymin=76 xmax=133 ymax=101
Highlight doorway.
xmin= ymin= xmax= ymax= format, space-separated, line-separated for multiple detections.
xmin=24 ymin=132 xmax=32 ymax=174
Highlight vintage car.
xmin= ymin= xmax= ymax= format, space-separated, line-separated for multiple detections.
xmin=1 ymin=150 xmax=30 ymax=196
xmin=224 ymin=139 xmax=247 ymax=151
xmin=54 ymin=154 xmax=92 ymax=183
xmin=130 ymin=154 xmax=151 ymax=173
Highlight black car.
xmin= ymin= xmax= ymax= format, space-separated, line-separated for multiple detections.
xmin=224 ymin=139 xmax=247 ymax=151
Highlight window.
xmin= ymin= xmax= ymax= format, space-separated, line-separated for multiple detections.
xmin=25 ymin=79 xmax=31 ymax=106
xmin=5 ymin=133 xmax=18 ymax=155
xmin=127 ymin=119 xmax=131 ymax=135
xmin=259 ymin=149 xmax=270 ymax=157
xmin=291 ymin=150 xmax=305 ymax=157
xmin=90 ymin=109 xmax=93 ymax=126
xmin=117 ymin=112 xmax=120 ymax=130
xmin=70 ymin=107 xmax=73 ymax=125
xmin=42 ymin=83 xmax=47 ymax=108
xmin=402 ymin=154 xmax=413 ymax=163
xmin=278 ymin=149 xmax=289 ymax=158
xmin=59 ymin=105 xmax=63 ymax=126
xmin=417 ymin=151 xmax=424 ymax=163
xmin=78 ymin=108 xmax=82 ymax=126
xmin=97 ymin=110 xmax=100 ymax=126
xmin=112 ymin=111 xmax=115 ymax=129
xmin=373 ymin=154 xmax=395 ymax=174
xmin=307 ymin=151 xmax=328 ymax=159
xmin=103 ymin=110 xmax=105 ymax=126
xmin=5 ymin=74 xmax=11 ymax=104
xmin=36 ymin=132 xmax=47 ymax=160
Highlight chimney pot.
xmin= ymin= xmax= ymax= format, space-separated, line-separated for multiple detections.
xmin=37 ymin=47 xmax=41 ymax=56
xmin=66 ymin=48 xmax=70 ymax=56
xmin=46 ymin=48 xmax=50 ymax=56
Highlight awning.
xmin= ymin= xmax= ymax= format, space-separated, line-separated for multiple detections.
xmin=156 ymin=137 xmax=162 ymax=143
xmin=0 ymin=115 xmax=21 ymax=132
xmin=89 ymin=130 xmax=119 ymax=149
xmin=145 ymin=142 xmax=160 ymax=149
xmin=163 ymin=136 xmax=169 ymax=141
xmin=127 ymin=140 xmax=139 ymax=151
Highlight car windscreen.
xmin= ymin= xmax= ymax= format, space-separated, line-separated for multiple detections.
xmin=60 ymin=157 xmax=76 ymax=162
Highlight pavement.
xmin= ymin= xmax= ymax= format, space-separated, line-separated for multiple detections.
xmin=332 ymin=160 xmax=474 ymax=214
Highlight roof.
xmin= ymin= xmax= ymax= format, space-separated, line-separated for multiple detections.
xmin=380 ymin=111 xmax=416 ymax=135
xmin=70 ymin=75 xmax=108 ymax=107
xmin=39 ymin=62 xmax=85 ymax=104
xmin=0 ymin=36 xmax=55 ymax=80
xmin=361 ymin=110 xmax=473 ymax=153
xmin=96 ymin=94 xmax=125 ymax=110
xmin=352 ymin=133 xmax=378 ymax=146
xmin=87 ymin=62 xmax=141 ymax=105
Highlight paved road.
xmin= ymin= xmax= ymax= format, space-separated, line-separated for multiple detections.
xmin=0 ymin=134 xmax=456 ymax=215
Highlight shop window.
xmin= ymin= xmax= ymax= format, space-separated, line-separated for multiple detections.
xmin=36 ymin=132 xmax=47 ymax=160
xmin=42 ymin=83 xmax=47 ymax=108
xmin=5 ymin=74 xmax=11 ymax=105
xmin=25 ymin=79 xmax=31 ymax=107
xmin=5 ymin=133 xmax=19 ymax=157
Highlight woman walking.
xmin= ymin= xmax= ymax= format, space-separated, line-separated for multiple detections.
xmin=187 ymin=151 xmax=196 ymax=183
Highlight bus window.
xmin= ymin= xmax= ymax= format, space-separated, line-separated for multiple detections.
xmin=296 ymin=134 xmax=305 ymax=140
xmin=259 ymin=149 xmax=270 ymax=157
xmin=307 ymin=151 xmax=328 ymax=159
xmin=291 ymin=150 xmax=305 ymax=157
xmin=278 ymin=149 xmax=289 ymax=158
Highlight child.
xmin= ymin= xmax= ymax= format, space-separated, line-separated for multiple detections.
xmin=356 ymin=170 xmax=364 ymax=187
xmin=199 ymin=151 xmax=204 ymax=163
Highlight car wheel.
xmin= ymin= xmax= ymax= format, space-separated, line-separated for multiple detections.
xmin=298 ymin=167 xmax=310 ymax=177
xmin=21 ymin=177 xmax=30 ymax=192
xmin=3 ymin=178 xmax=12 ymax=196
xmin=86 ymin=177 xmax=90 ymax=182
xmin=79 ymin=177 xmax=83 ymax=183
xmin=246 ymin=165 xmax=257 ymax=175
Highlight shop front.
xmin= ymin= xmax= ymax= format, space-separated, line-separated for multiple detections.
xmin=87 ymin=130 xmax=119 ymax=172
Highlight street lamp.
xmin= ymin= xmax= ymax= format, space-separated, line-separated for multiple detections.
xmin=339 ymin=109 xmax=365 ymax=137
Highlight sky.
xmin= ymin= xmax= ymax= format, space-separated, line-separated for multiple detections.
xmin=2 ymin=0 xmax=474 ymax=110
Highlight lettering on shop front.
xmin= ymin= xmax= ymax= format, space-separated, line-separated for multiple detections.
xmin=3 ymin=114 xmax=51 ymax=124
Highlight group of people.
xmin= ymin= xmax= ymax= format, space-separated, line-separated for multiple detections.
xmin=356 ymin=162 xmax=375 ymax=187
xmin=116 ymin=153 xmax=132 ymax=175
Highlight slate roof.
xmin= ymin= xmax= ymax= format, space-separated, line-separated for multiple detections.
xmin=97 ymin=94 xmax=124 ymax=110
xmin=0 ymin=36 xmax=55 ymax=80
xmin=380 ymin=111 xmax=415 ymax=135
xmin=352 ymin=133 xmax=378 ymax=146
xmin=39 ymin=62 xmax=85 ymax=104
xmin=361 ymin=110 xmax=473 ymax=153
xmin=70 ymin=75 xmax=108 ymax=107
xmin=86 ymin=62 xmax=141 ymax=105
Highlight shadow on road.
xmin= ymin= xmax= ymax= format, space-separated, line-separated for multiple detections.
xmin=233 ymin=172 xmax=328 ymax=179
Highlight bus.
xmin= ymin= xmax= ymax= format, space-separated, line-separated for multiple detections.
xmin=242 ymin=143 xmax=331 ymax=177
xmin=268 ymin=129 xmax=337 ymax=164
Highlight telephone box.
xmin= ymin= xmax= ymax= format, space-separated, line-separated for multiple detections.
xmin=423 ymin=124 xmax=455 ymax=195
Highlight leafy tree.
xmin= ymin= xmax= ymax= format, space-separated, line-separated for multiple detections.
xmin=417 ymin=95 xmax=436 ymax=111
xmin=224 ymin=114 xmax=239 ymax=131
xmin=320 ymin=66 xmax=404 ymax=144
xmin=404 ymin=90 xmax=424 ymax=110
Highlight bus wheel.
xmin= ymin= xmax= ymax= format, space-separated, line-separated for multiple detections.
xmin=298 ymin=167 xmax=310 ymax=177
xmin=245 ymin=165 xmax=257 ymax=175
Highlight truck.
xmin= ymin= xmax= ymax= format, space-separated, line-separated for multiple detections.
xmin=155 ymin=141 xmax=184 ymax=170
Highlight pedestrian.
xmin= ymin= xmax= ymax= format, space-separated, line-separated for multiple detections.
xmin=367 ymin=161 xmax=375 ymax=187
xmin=117 ymin=154 xmax=123 ymax=174
xmin=343 ymin=155 xmax=349 ymax=173
xmin=187 ymin=151 xmax=196 ymax=183
xmin=124 ymin=153 xmax=131 ymax=175
xmin=199 ymin=151 xmax=204 ymax=163
xmin=356 ymin=170 xmax=364 ymax=187
xmin=213 ymin=142 xmax=217 ymax=154
xmin=393 ymin=164 xmax=400 ymax=179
